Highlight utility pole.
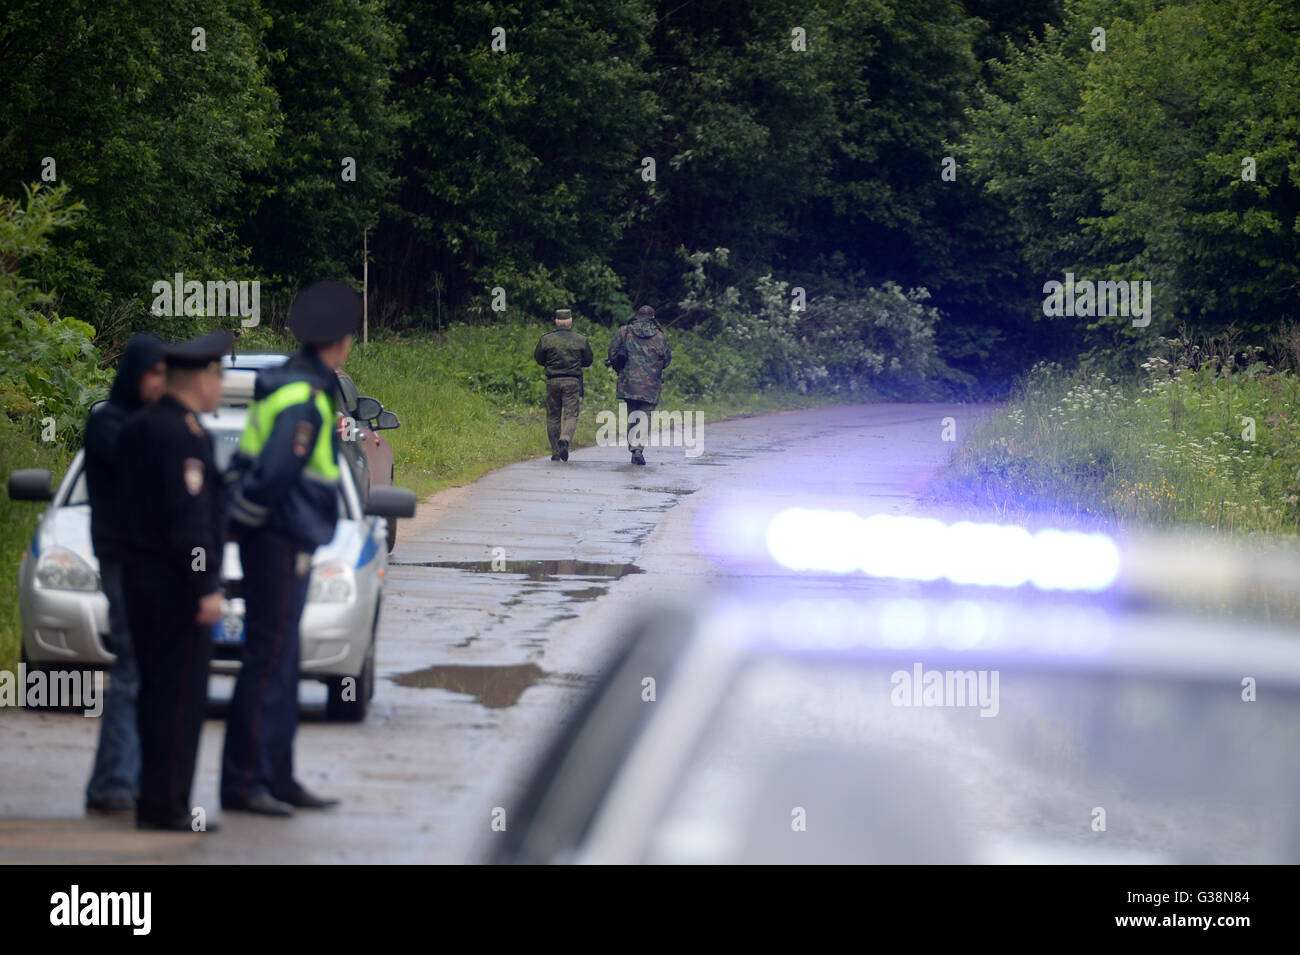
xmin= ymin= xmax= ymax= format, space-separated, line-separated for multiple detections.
xmin=362 ymin=225 xmax=369 ymax=347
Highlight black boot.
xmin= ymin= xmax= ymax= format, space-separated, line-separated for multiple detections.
xmin=221 ymin=791 xmax=295 ymax=817
xmin=558 ymin=439 xmax=569 ymax=462
xmin=280 ymin=785 xmax=340 ymax=810
xmin=631 ymin=449 xmax=646 ymax=466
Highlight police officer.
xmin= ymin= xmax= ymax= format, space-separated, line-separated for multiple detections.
xmin=84 ymin=334 xmax=166 ymax=815
xmin=221 ymin=280 xmax=358 ymax=816
xmin=118 ymin=329 xmax=232 ymax=832
xmin=534 ymin=308 xmax=593 ymax=461
xmin=607 ymin=305 xmax=672 ymax=465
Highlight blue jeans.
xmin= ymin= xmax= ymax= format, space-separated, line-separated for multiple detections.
xmin=85 ymin=558 xmax=141 ymax=802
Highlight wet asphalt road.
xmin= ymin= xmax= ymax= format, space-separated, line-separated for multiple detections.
xmin=0 ymin=402 xmax=983 ymax=863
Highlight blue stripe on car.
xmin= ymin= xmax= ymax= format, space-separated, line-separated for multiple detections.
xmin=356 ymin=519 xmax=378 ymax=568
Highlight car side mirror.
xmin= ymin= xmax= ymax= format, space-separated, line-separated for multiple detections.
xmin=374 ymin=410 xmax=400 ymax=430
xmin=355 ymin=396 xmax=382 ymax=421
xmin=8 ymin=469 xmax=53 ymax=502
xmin=365 ymin=485 xmax=416 ymax=519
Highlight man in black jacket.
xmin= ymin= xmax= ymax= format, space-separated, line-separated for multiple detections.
xmin=83 ymin=334 xmax=166 ymax=814
xmin=119 ymin=330 xmax=232 ymax=831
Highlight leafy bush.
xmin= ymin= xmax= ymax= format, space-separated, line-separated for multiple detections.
xmin=0 ymin=184 xmax=112 ymax=442
xmin=675 ymin=247 xmax=965 ymax=397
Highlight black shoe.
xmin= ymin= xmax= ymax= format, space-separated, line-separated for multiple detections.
xmin=136 ymin=815 xmax=220 ymax=833
xmin=631 ymin=449 xmax=646 ymax=466
xmin=87 ymin=792 xmax=135 ymax=814
xmin=558 ymin=439 xmax=569 ymax=462
xmin=551 ymin=452 xmax=562 ymax=461
xmin=280 ymin=786 xmax=340 ymax=810
xmin=221 ymin=791 xmax=294 ymax=817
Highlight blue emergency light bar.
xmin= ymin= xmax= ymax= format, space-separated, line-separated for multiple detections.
xmin=763 ymin=509 xmax=1121 ymax=592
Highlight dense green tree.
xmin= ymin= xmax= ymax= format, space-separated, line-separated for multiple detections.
xmin=10 ymin=0 xmax=1297 ymax=396
xmin=616 ymin=0 xmax=842 ymax=304
xmin=618 ymin=0 xmax=1031 ymax=387
xmin=1077 ymin=0 xmax=1300 ymax=342
xmin=238 ymin=0 xmax=403 ymax=300
xmin=375 ymin=0 xmax=659 ymax=324
xmin=965 ymin=0 xmax=1300 ymax=363
xmin=0 ymin=1 xmax=279 ymax=330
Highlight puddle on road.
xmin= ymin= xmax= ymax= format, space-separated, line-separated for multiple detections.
xmin=389 ymin=561 xmax=646 ymax=658
xmin=390 ymin=663 xmax=587 ymax=708
xmin=389 ymin=558 xmax=642 ymax=604
xmin=389 ymin=558 xmax=643 ymax=580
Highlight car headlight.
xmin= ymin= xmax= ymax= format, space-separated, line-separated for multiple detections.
xmin=35 ymin=547 xmax=100 ymax=592
xmin=308 ymin=560 xmax=355 ymax=603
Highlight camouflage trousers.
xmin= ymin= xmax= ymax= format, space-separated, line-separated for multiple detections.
xmin=624 ymin=399 xmax=656 ymax=452
xmin=546 ymin=377 xmax=581 ymax=451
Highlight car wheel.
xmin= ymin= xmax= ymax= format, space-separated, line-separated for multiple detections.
xmin=324 ymin=621 xmax=376 ymax=723
xmin=385 ymin=466 xmax=398 ymax=552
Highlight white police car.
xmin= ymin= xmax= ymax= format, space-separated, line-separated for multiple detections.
xmin=9 ymin=369 xmax=415 ymax=721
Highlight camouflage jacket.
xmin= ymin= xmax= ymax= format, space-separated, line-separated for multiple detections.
xmin=608 ymin=317 xmax=672 ymax=403
xmin=534 ymin=328 xmax=593 ymax=378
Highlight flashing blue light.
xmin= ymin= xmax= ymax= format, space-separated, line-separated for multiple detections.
xmin=765 ymin=510 xmax=1121 ymax=592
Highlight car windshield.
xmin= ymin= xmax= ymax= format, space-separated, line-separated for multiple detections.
xmin=61 ymin=428 xmax=243 ymax=507
xmin=59 ymin=425 xmax=356 ymax=516
xmin=641 ymin=655 xmax=1300 ymax=865
xmin=63 ymin=469 xmax=89 ymax=506
xmin=335 ymin=372 xmax=359 ymax=415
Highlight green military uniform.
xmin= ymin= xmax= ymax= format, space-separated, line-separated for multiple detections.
xmin=534 ymin=310 xmax=593 ymax=461
xmin=607 ymin=306 xmax=672 ymax=464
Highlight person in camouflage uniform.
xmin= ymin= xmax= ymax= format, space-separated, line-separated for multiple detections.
xmin=534 ymin=309 xmax=593 ymax=461
xmin=606 ymin=305 xmax=672 ymax=466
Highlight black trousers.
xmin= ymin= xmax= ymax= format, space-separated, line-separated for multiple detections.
xmin=124 ymin=561 xmax=212 ymax=826
xmin=221 ymin=528 xmax=311 ymax=802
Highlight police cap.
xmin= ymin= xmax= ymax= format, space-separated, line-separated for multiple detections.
xmin=163 ymin=330 xmax=234 ymax=369
xmin=129 ymin=333 xmax=167 ymax=367
xmin=289 ymin=280 xmax=362 ymax=346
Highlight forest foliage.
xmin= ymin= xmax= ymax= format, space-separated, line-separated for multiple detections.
xmin=2 ymin=0 xmax=1297 ymax=425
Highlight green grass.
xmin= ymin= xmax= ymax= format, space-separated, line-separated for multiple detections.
xmin=925 ymin=360 xmax=1300 ymax=537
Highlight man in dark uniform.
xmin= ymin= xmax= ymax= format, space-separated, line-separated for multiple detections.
xmin=534 ymin=308 xmax=593 ymax=461
xmin=118 ymin=329 xmax=232 ymax=832
xmin=607 ymin=305 xmax=672 ymax=465
xmin=222 ymin=280 xmax=358 ymax=816
xmin=84 ymin=334 xmax=166 ymax=815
